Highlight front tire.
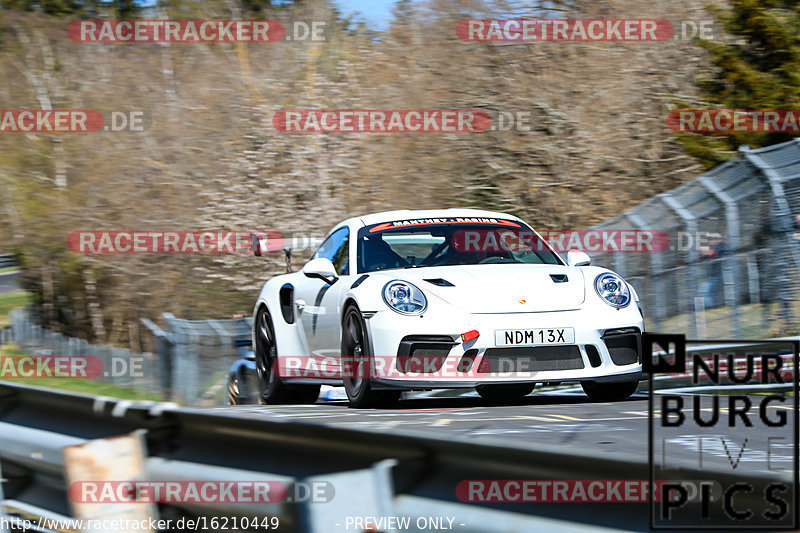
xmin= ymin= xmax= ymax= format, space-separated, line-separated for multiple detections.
xmin=341 ymin=306 xmax=400 ymax=409
xmin=476 ymin=383 xmax=535 ymax=403
xmin=581 ymin=379 xmax=639 ymax=402
xmin=255 ymin=307 xmax=320 ymax=404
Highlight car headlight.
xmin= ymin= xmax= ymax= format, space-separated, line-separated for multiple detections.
xmin=594 ymin=272 xmax=631 ymax=309
xmin=382 ymin=280 xmax=427 ymax=315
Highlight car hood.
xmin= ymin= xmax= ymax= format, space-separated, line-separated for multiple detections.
xmin=385 ymin=264 xmax=586 ymax=313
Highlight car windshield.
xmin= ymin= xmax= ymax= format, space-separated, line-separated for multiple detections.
xmin=356 ymin=218 xmax=563 ymax=273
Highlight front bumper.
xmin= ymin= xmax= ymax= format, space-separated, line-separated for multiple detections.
xmin=366 ymin=306 xmax=644 ymax=389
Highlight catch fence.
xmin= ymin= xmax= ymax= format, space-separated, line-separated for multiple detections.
xmin=590 ymin=139 xmax=800 ymax=338
xmin=140 ymin=313 xmax=252 ymax=405
xmin=1 ymin=309 xmax=251 ymax=405
xmin=1 ymin=308 xmax=159 ymax=397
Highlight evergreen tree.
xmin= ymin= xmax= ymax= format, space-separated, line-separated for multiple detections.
xmin=679 ymin=0 xmax=800 ymax=166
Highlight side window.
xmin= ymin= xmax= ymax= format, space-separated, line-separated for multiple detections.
xmin=315 ymin=227 xmax=350 ymax=275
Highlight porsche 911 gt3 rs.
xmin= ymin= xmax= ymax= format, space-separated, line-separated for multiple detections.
xmin=251 ymin=209 xmax=644 ymax=407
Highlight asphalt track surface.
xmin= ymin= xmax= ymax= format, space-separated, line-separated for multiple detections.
xmin=0 ymin=271 xmax=20 ymax=294
xmin=211 ymin=388 xmax=797 ymax=473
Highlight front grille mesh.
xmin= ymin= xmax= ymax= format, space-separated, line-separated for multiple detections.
xmin=482 ymin=346 xmax=584 ymax=372
xmin=396 ymin=345 xmax=451 ymax=373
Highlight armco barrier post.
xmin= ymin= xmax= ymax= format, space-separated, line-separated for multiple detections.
xmin=141 ymin=317 xmax=175 ymax=400
xmin=660 ymin=192 xmax=699 ymax=338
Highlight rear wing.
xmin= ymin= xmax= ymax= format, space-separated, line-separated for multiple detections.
xmin=252 ymin=233 xmax=324 ymax=272
xmin=251 ymin=233 xmax=323 ymax=256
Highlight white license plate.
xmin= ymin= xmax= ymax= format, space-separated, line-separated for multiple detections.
xmin=494 ymin=328 xmax=574 ymax=346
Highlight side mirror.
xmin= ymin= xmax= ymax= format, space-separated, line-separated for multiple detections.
xmin=302 ymin=258 xmax=338 ymax=284
xmin=567 ymin=250 xmax=591 ymax=267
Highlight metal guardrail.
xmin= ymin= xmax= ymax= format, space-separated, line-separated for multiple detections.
xmin=0 ymin=255 xmax=17 ymax=269
xmin=0 ymin=382 xmax=792 ymax=533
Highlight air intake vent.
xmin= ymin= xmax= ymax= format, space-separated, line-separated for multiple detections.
xmin=602 ymin=328 xmax=642 ymax=365
xmin=584 ymin=345 xmax=602 ymax=367
xmin=550 ymin=274 xmax=568 ymax=283
xmin=424 ymin=278 xmax=454 ymax=287
xmin=350 ymin=274 xmax=369 ymax=288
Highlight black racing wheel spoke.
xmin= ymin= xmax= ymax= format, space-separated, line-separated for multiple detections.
xmin=346 ymin=315 xmax=359 ymax=345
xmin=256 ymin=311 xmax=274 ymax=377
xmin=344 ymin=311 xmax=366 ymax=390
xmin=255 ymin=308 xmax=320 ymax=405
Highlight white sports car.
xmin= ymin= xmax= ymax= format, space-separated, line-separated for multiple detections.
xmin=251 ymin=209 xmax=644 ymax=408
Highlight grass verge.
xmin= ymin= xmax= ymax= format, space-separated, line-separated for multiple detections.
xmin=0 ymin=290 xmax=30 ymax=329
xmin=0 ymin=345 xmax=162 ymax=401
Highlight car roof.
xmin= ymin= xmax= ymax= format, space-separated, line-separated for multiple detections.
xmin=353 ymin=208 xmax=525 ymax=228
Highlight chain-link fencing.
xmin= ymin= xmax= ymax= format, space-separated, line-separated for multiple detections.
xmin=589 ymin=139 xmax=800 ymax=339
xmin=1 ymin=308 xmax=159 ymax=397
xmin=140 ymin=313 xmax=252 ymax=405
